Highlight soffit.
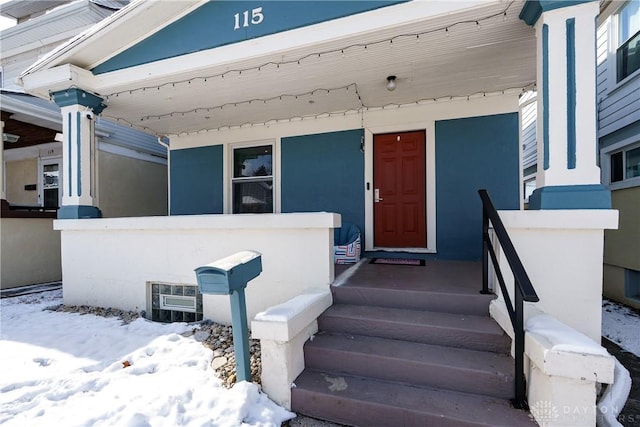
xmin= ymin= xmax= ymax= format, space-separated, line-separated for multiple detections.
xmin=0 ymin=0 xmax=69 ymax=20
xmin=92 ymin=1 xmax=535 ymax=136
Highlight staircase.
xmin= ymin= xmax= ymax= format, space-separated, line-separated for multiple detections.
xmin=290 ymin=261 xmax=536 ymax=426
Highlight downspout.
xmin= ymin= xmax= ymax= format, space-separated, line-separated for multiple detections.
xmin=157 ymin=137 xmax=170 ymax=215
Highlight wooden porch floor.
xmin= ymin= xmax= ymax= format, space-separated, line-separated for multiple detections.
xmin=333 ymin=259 xmax=482 ymax=294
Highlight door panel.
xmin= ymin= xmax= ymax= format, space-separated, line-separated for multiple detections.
xmin=374 ymin=131 xmax=426 ymax=247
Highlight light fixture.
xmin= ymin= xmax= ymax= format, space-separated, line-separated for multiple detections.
xmin=2 ymin=133 xmax=20 ymax=143
xmin=386 ymin=75 xmax=397 ymax=91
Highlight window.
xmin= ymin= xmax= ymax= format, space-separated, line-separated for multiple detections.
xmin=610 ymin=144 xmax=640 ymax=183
xmin=625 ymin=269 xmax=640 ymax=301
xmin=232 ymin=144 xmax=273 ymax=213
xmin=617 ymin=0 xmax=640 ymax=82
xmin=149 ymin=283 xmax=203 ymax=323
xmin=523 ymin=177 xmax=536 ymax=201
xmin=42 ymin=164 xmax=59 ymax=208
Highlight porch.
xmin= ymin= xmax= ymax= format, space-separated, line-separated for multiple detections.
xmin=253 ymin=198 xmax=618 ymax=426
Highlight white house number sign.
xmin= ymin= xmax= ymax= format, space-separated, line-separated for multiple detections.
xmin=233 ymin=7 xmax=264 ymax=30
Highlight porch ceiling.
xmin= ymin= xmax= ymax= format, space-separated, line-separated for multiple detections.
xmin=92 ymin=1 xmax=536 ymax=136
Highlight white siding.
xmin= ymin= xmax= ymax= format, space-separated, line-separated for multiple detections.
xmin=596 ymin=19 xmax=609 ymax=101
xmin=1 ymin=43 xmax=64 ymax=90
xmin=520 ymin=91 xmax=537 ymax=171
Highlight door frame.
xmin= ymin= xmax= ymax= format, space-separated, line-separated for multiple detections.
xmin=364 ymin=123 xmax=436 ymax=252
xmin=38 ymin=155 xmax=63 ymax=209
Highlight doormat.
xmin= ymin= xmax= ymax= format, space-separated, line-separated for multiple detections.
xmin=369 ymin=258 xmax=425 ymax=266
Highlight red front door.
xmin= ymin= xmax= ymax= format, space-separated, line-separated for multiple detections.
xmin=373 ymin=131 xmax=426 ymax=248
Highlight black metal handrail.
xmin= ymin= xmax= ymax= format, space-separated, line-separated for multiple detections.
xmin=478 ymin=189 xmax=539 ymax=410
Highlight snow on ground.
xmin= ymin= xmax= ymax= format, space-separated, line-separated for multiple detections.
xmin=602 ymin=298 xmax=640 ymax=357
xmin=0 ymin=290 xmax=294 ymax=427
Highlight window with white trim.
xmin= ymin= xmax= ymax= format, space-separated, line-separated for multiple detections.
xmin=231 ymin=144 xmax=274 ymax=213
xmin=617 ymin=0 xmax=640 ymax=82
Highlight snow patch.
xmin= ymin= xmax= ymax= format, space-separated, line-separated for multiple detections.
xmin=602 ymin=298 xmax=640 ymax=357
xmin=597 ymin=358 xmax=632 ymax=427
xmin=0 ymin=290 xmax=294 ymax=426
xmin=254 ymin=291 xmax=327 ymax=322
xmin=526 ymin=314 xmax=609 ymax=356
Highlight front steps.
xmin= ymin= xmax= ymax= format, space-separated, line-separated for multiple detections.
xmin=290 ymin=262 xmax=536 ymax=426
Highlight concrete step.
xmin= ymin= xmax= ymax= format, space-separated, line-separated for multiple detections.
xmin=304 ymin=333 xmax=514 ymax=399
xmin=332 ymin=285 xmax=494 ymax=316
xmin=291 ymin=369 xmax=536 ymax=427
xmin=318 ymin=304 xmax=510 ymax=353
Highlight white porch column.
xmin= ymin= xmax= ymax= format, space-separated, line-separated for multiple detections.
xmin=51 ymin=89 xmax=105 ymax=219
xmin=521 ymin=0 xmax=610 ymax=209
xmin=0 ymin=120 xmax=5 ymax=201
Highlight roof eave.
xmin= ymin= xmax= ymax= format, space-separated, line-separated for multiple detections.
xmin=18 ymin=63 xmax=98 ymax=101
xmin=18 ymin=0 xmax=203 ymax=80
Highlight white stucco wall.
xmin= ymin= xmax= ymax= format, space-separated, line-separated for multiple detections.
xmin=54 ymin=213 xmax=338 ymax=324
xmin=491 ymin=209 xmax=619 ymax=342
xmin=0 ymin=217 xmax=61 ymax=289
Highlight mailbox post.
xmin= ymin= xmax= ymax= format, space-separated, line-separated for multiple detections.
xmin=194 ymin=250 xmax=262 ymax=383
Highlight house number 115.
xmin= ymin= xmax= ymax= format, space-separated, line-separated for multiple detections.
xmin=233 ymin=7 xmax=264 ymax=30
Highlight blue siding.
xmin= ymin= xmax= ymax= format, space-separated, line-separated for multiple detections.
xmin=596 ymin=3 xmax=640 ymax=139
xmin=170 ymin=145 xmax=223 ymax=215
xmin=600 ymin=120 xmax=640 ymax=149
xmin=281 ymin=129 xmax=365 ymax=243
xmin=435 ymin=113 xmax=520 ymax=260
xmin=566 ymin=18 xmax=577 ymax=169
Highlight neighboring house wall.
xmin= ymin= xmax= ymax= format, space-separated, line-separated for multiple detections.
xmin=0 ymin=0 xmax=120 ymax=91
xmin=597 ymin=1 xmax=640 ymax=309
xmin=5 ymin=158 xmax=37 ymax=205
xmin=4 ymin=141 xmax=168 ymax=217
xmin=605 ymin=186 xmax=640 ymax=269
xmin=0 ymin=217 xmax=61 ymax=289
xmin=97 ymin=151 xmax=168 ymax=218
xmin=2 ymin=46 xmax=62 ymax=91
xmin=603 ymin=183 xmax=640 ymax=310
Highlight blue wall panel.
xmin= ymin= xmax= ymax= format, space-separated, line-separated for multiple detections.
xmin=435 ymin=113 xmax=520 ymax=260
xmin=170 ymin=145 xmax=223 ymax=215
xmin=281 ymin=129 xmax=365 ymax=242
